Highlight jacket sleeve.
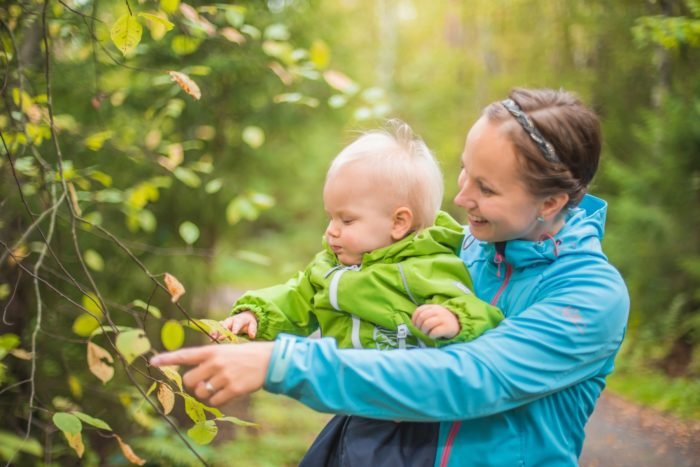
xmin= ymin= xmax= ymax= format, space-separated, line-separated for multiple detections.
xmin=231 ymin=265 xmax=319 ymax=341
xmin=402 ymin=255 xmax=504 ymax=345
xmin=263 ymin=258 xmax=629 ymax=421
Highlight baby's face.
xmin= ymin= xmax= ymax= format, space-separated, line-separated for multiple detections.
xmin=323 ymin=165 xmax=397 ymax=266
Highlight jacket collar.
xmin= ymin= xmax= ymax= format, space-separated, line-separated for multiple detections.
xmin=466 ymin=194 xmax=609 ymax=269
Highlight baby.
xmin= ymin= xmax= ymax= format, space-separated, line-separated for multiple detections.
xmin=219 ymin=120 xmax=503 ymax=349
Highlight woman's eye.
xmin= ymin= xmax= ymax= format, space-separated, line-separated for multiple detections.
xmin=479 ymin=184 xmax=494 ymax=195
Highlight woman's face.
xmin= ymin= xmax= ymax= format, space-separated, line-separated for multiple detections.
xmin=454 ymin=116 xmax=547 ymax=242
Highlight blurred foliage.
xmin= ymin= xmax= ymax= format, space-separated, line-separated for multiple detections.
xmin=1 ymin=0 xmax=700 ymax=464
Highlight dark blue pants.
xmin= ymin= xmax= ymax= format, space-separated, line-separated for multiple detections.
xmin=299 ymin=415 xmax=439 ymax=467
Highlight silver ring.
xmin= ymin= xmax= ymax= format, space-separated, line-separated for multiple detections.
xmin=204 ymin=381 xmax=215 ymax=394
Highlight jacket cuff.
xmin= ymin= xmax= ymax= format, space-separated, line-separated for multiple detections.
xmin=264 ymin=334 xmax=302 ymax=389
xmin=230 ymin=303 xmax=269 ymax=338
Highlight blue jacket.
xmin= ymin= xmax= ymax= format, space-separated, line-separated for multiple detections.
xmin=264 ymin=194 xmax=630 ymax=466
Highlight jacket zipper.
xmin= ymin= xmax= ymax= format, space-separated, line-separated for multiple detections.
xmin=440 ymin=250 xmax=513 ymax=467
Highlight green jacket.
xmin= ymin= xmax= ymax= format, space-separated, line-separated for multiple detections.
xmin=231 ymin=211 xmax=504 ymax=349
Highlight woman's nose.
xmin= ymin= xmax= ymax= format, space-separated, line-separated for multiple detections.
xmin=454 ymin=179 xmax=476 ymax=209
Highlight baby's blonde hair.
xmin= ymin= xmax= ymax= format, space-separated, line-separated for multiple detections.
xmin=326 ymin=119 xmax=444 ymax=230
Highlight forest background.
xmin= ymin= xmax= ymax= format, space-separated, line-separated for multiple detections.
xmin=1 ymin=0 xmax=699 ymax=465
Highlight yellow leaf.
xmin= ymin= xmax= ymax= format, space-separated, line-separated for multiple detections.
xmin=111 ymin=14 xmax=143 ymax=56
xmin=87 ymin=341 xmax=114 ymax=384
xmin=157 ymin=383 xmax=175 ymax=414
xmin=68 ymin=374 xmax=83 ymax=399
xmin=64 ymin=431 xmax=84 ymax=458
xmin=310 ymin=40 xmax=330 ymax=69
xmin=160 ymin=0 xmax=180 ymax=14
xmin=115 ymin=435 xmax=146 ymax=465
xmin=161 ymin=319 xmax=185 ymax=351
xmin=168 ymin=71 xmax=201 ymax=100
xmin=72 ymin=313 xmax=101 ymax=337
xmin=157 ymin=365 xmax=183 ymax=391
xmin=163 ymin=273 xmax=185 ymax=303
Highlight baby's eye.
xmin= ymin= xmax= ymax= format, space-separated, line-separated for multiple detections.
xmin=341 ymin=218 xmax=355 ymax=225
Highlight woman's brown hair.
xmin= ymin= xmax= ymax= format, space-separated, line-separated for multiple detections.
xmin=483 ymin=88 xmax=601 ymax=208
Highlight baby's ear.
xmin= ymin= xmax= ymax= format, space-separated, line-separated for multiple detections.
xmin=391 ymin=207 xmax=414 ymax=241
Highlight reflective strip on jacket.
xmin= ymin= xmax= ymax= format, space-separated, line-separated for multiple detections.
xmin=264 ymin=194 xmax=630 ymax=466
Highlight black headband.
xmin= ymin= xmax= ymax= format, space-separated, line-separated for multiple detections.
xmin=501 ymin=98 xmax=561 ymax=164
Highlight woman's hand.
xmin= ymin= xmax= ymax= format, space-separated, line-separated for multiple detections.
xmin=150 ymin=342 xmax=274 ymax=406
xmin=412 ymin=304 xmax=460 ymax=339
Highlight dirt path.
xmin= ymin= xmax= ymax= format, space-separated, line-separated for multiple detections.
xmin=580 ymin=392 xmax=700 ymax=467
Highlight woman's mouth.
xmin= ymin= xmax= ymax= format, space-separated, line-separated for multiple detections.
xmin=468 ymin=214 xmax=488 ymax=226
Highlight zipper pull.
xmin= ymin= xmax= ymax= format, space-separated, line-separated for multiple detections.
xmin=494 ymin=253 xmax=503 ymax=278
xmin=397 ymin=324 xmax=408 ymax=349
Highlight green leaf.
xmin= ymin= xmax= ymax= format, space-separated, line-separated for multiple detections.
xmin=52 ymin=412 xmax=82 ymax=434
xmin=223 ymin=5 xmax=246 ymax=28
xmin=0 ymin=334 xmax=20 ymax=352
xmin=72 ymin=412 xmax=112 ymax=431
xmin=178 ymin=221 xmax=200 ymax=245
xmin=205 ymin=178 xmax=223 ymax=194
xmin=131 ymin=299 xmax=162 ymax=318
xmin=84 ymin=130 xmax=113 ymax=151
xmin=0 ymin=283 xmax=10 ymax=301
xmin=138 ymin=209 xmax=157 ymax=233
xmin=138 ymin=12 xmax=174 ymax=31
xmin=72 ymin=313 xmax=101 ymax=337
xmin=89 ymin=325 xmax=132 ymax=338
xmin=250 ymin=192 xmax=275 ymax=209
xmin=115 ymin=329 xmax=151 ymax=365
xmin=0 ymin=430 xmax=43 ymax=457
xmin=84 ymin=249 xmax=104 ymax=272
xmin=241 ymin=126 xmax=265 ymax=149
xmin=187 ymin=420 xmax=217 ymax=445
xmin=171 ymin=35 xmax=202 ymax=55
xmin=183 ymin=393 xmax=206 ymax=423
xmin=88 ymin=170 xmax=113 ymax=187
xmin=161 ymin=320 xmax=185 ymax=351
xmin=174 ymin=167 xmax=201 ymax=188
xmin=110 ymin=14 xmax=143 ymax=56
xmin=216 ymin=415 xmax=257 ymax=427
xmin=226 ymin=196 xmax=258 ymax=225
xmin=263 ymin=23 xmax=290 ymax=41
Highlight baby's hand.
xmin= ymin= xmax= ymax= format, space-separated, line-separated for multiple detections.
xmin=412 ymin=304 xmax=460 ymax=339
xmin=218 ymin=311 xmax=258 ymax=339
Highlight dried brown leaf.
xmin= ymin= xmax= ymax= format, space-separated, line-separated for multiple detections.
xmin=116 ymin=435 xmax=146 ymax=465
xmin=163 ymin=272 xmax=186 ymax=303
xmin=168 ymin=71 xmax=201 ymax=100
xmin=87 ymin=341 xmax=114 ymax=384
xmin=157 ymin=383 xmax=175 ymax=415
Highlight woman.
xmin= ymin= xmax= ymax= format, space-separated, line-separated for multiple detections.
xmin=151 ymin=88 xmax=629 ymax=466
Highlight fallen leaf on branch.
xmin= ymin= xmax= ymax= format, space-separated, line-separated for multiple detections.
xmin=168 ymin=71 xmax=201 ymax=100
xmin=164 ymin=273 xmax=186 ymax=303
xmin=116 ymin=435 xmax=146 ymax=465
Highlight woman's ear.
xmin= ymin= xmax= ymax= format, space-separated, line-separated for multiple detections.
xmin=540 ymin=192 xmax=570 ymax=220
xmin=391 ymin=207 xmax=414 ymax=241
